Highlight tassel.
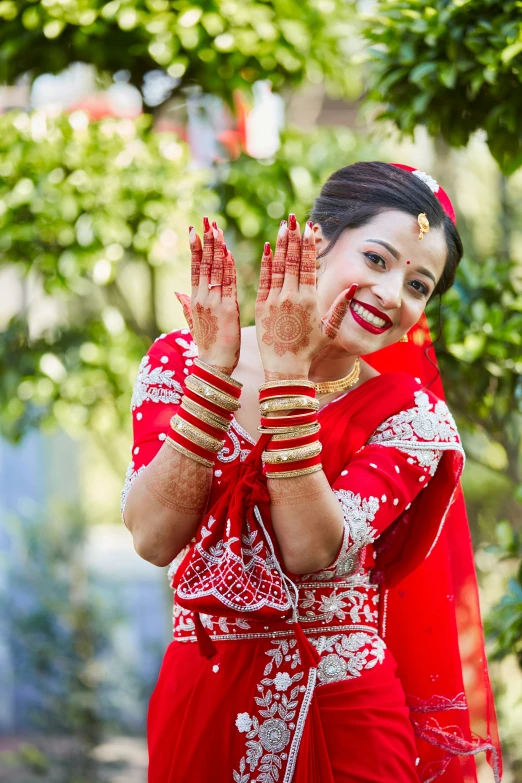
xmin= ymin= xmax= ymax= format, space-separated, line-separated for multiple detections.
xmin=193 ymin=612 xmax=218 ymax=659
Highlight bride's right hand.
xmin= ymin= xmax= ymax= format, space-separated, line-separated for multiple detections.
xmin=175 ymin=217 xmax=241 ymax=375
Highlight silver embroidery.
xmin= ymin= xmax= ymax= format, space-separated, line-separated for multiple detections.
xmin=174 ymin=336 xmax=198 ymax=359
xmin=218 ymin=428 xmax=241 ymax=463
xmin=131 ymin=355 xmax=184 ymax=410
xmin=304 ymin=491 xmax=379 ymax=581
xmin=367 ymin=390 xmax=462 ymax=475
xmin=120 ymin=460 xmax=145 ymax=520
xmin=312 ymin=632 xmax=386 ymax=683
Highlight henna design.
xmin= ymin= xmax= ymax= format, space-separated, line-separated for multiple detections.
xmin=194 ymin=302 xmax=219 ymax=350
xmin=284 ymin=219 xmax=301 ymax=283
xmin=143 ymin=445 xmax=212 ymax=514
xmin=322 ymin=298 xmax=348 ymax=340
xmin=271 ymin=222 xmax=287 ymax=289
xmin=175 ymin=291 xmax=194 ymax=333
xmin=268 ymin=472 xmax=328 ymax=507
xmin=210 ymin=239 xmax=225 ymax=287
xmin=222 ymin=246 xmax=236 ymax=299
xmin=190 ymin=230 xmax=202 ymax=291
xmin=261 ymin=299 xmax=313 ymax=356
xmin=200 ymin=221 xmax=214 ymax=281
xmin=257 ymin=243 xmax=272 ymax=302
xmin=300 ymin=223 xmax=316 ymax=287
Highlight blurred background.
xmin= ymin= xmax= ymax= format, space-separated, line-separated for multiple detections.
xmin=1 ymin=1 xmax=521 ymax=781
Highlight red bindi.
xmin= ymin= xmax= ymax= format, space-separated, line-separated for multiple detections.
xmin=406 ymin=260 xmax=411 ymax=265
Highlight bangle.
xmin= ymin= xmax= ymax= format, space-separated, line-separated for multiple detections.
xmin=193 ymin=360 xmax=242 ymax=399
xmin=259 ymin=396 xmax=320 ymax=414
xmin=181 ymin=397 xmax=231 ymax=431
xmin=184 ymin=387 xmax=234 ymax=421
xmin=165 ymin=435 xmax=215 ymax=468
xmin=185 ymin=375 xmax=241 ymax=412
xmin=171 ymin=415 xmax=224 ymax=452
xmin=172 ymin=410 xmax=225 ymax=441
xmin=260 ymin=411 xmax=318 ymax=428
xmin=262 ymin=441 xmax=322 ymax=465
xmin=267 ymin=429 xmax=320 ymax=449
xmin=194 ymin=358 xmax=243 ymax=390
xmin=259 ymin=385 xmax=316 ymax=401
xmin=266 ymin=463 xmax=323 ymax=479
xmin=259 ymin=378 xmax=315 ymax=392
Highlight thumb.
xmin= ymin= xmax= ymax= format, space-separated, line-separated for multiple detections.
xmin=174 ymin=291 xmax=194 ymax=333
xmin=321 ymin=284 xmax=358 ymax=340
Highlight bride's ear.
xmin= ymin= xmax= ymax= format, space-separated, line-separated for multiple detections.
xmin=312 ymin=223 xmax=328 ymax=254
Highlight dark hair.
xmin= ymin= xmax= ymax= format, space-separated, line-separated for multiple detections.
xmin=309 ymin=161 xmax=463 ymax=296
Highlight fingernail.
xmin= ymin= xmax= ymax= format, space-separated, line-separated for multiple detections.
xmin=189 ymin=227 xmax=196 ymax=244
xmin=222 ymin=242 xmax=228 ymax=254
xmin=212 ymin=221 xmax=218 ymax=230
xmin=307 ymin=220 xmax=313 ymax=229
xmin=203 ymin=216 xmax=210 ymax=232
xmin=345 ymin=283 xmax=358 ymax=301
xmin=288 ymin=214 xmax=297 ymax=231
xmin=303 ymin=222 xmax=312 ymax=239
xmin=280 ymin=220 xmax=287 ymax=227
xmin=212 ymin=227 xmax=219 ymax=239
xmin=278 ymin=222 xmax=288 ymax=238
xmin=264 ymin=242 xmax=271 ymax=255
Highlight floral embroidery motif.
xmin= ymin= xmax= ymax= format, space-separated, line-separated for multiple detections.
xmin=120 ymin=460 xmax=145 ymax=520
xmin=312 ymin=632 xmax=386 ymax=684
xmin=131 ymin=355 xmax=184 ymax=410
xmin=218 ymin=428 xmax=242 ymax=463
xmin=298 ymin=581 xmax=379 ymax=625
xmin=304 ymin=491 xmax=379 ymax=581
xmin=367 ymin=390 xmax=461 ymax=476
xmin=175 ymin=336 xmax=198 ymax=359
xmin=412 ymin=169 xmax=440 ymax=193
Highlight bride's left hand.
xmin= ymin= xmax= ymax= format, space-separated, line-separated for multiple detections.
xmin=255 ymin=214 xmax=358 ymax=379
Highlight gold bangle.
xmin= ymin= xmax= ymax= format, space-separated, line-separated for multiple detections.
xmin=259 ymin=396 xmax=320 ymax=414
xmin=266 ymin=464 xmax=323 ymax=479
xmin=185 ymin=375 xmax=241 ymax=412
xmin=270 ymin=423 xmax=321 ymax=441
xmin=165 ymin=436 xmax=215 ymax=468
xmin=194 ymin=358 xmax=243 ymax=390
xmin=171 ymin=415 xmax=224 ymax=452
xmin=180 ymin=399 xmax=231 ymax=432
xmin=262 ymin=441 xmax=322 ymax=465
xmin=259 ymin=378 xmax=315 ymax=392
xmin=258 ymin=422 xmax=320 ymax=435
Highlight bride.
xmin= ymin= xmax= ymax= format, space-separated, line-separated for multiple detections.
xmin=122 ymin=161 xmax=502 ymax=782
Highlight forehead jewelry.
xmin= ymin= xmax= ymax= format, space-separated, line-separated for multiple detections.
xmin=418 ymin=213 xmax=430 ymax=240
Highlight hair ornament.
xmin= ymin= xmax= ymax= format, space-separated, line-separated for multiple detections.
xmin=412 ymin=169 xmax=440 ymax=193
xmin=418 ymin=213 xmax=430 ymax=240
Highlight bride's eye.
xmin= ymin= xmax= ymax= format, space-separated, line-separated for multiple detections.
xmin=364 ymin=252 xmax=386 ymax=268
xmin=410 ymin=279 xmax=429 ymax=297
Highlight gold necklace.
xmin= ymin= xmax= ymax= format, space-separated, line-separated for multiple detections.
xmin=315 ymin=357 xmax=361 ymax=396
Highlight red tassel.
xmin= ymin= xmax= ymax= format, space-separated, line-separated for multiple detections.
xmin=193 ymin=613 xmax=218 ymax=659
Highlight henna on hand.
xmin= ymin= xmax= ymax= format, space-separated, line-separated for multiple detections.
xmin=194 ymin=302 xmax=219 ymax=351
xmin=268 ymin=472 xmax=329 ymax=507
xmin=299 ymin=221 xmax=316 ymax=288
xmin=143 ymin=446 xmax=212 ymax=514
xmin=261 ymin=299 xmax=313 ymax=357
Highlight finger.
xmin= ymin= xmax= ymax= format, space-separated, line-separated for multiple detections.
xmin=175 ymin=291 xmax=195 ymax=333
xmin=199 ymin=216 xmax=213 ymax=289
xmin=210 ymin=222 xmax=224 ymax=290
xmin=257 ymin=242 xmax=272 ymax=303
xmin=299 ymin=221 xmax=316 ymax=288
xmin=271 ymin=220 xmax=288 ymax=291
xmin=282 ymin=213 xmax=301 ymax=292
xmin=222 ymin=244 xmax=237 ymax=300
xmin=321 ymin=284 xmax=358 ymax=340
xmin=189 ymin=226 xmax=203 ymax=297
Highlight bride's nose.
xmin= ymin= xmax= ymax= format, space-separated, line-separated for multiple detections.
xmin=373 ymin=278 xmax=402 ymax=310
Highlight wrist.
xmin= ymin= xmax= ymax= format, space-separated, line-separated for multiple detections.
xmin=263 ymin=367 xmax=310 ymax=382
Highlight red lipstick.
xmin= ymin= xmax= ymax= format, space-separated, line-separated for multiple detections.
xmin=349 ymin=298 xmax=393 ymax=334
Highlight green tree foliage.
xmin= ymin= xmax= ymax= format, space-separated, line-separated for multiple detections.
xmin=0 ymin=0 xmax=357 ymax=106
xmin=362 ymin=0 xmax=522 ymax=174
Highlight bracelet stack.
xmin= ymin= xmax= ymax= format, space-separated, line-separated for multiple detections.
xmin=258 ymin=379 xmax=322 ymax=479
xmin=166 ymin=358 xmax=242 ymax=467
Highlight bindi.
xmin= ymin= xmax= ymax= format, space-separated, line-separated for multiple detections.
xmin=406 ymin=260 xmax=411 ymax=265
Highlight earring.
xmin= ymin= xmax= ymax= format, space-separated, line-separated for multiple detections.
xmin=399 ymin=334 xmax=408 ymax=343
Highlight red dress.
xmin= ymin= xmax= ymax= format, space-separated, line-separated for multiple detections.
xmin=123 ymin=328 xmax=501 ymax=783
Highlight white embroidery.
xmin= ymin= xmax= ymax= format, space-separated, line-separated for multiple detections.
xmin=367 ymin=390 xmax=462 ymax=475
xmin=308 ymin=491 xmax=380 ymax=581
xmin=131 ymin=355 xmax=184 ymax=410
xmin=175 ymin=336 xmax=198 ymax=359
xmin=120 ymin=460 xmax=145 ymax=520
xmin=218 ymin=429 xmax=241 ymax=463
xmin=313 ymin=632 xmax=386 ymax=684
xmin=236 ymin=713 xmax=253 ymax=733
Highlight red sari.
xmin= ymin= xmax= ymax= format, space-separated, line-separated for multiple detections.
xmin=123 ymin=324 xmax=501 ymax=783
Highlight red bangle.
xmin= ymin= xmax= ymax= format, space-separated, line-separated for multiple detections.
xmin=264 ymin=454 xmax=322 ymax=475
xmin=184 ymin=387 xmax=234 ymax=421
xmin=259 ymin=385 xmax=316 ymax=401
xmin=266 ymin=431 xmax=320 ymax=451
xmin=176 ymin=408 xmax=226 ymax=441
xmin=191 ymin=365 xmax=242 ymax=399
xmin=260 ymin=411 xmax=318 ymax=429
xmin=170 ymin=430 xmax=219 ymax=462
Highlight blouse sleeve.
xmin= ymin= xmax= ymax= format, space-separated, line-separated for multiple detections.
xmin=120 ymin=328 xmax=197 ymax=523
xmin=307 ymin=389 xmax=461 ymax=581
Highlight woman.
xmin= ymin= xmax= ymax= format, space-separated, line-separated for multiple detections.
xmin=122 ymin=162 xmax=502 ymax=782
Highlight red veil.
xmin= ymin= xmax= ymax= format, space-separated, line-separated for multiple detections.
xmin=358 ymin=163 xmax=502 ymax=782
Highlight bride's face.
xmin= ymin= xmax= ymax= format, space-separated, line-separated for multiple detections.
xmin=314 ymin=209 xmax=448 ymax=356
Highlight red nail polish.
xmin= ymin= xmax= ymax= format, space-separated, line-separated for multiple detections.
xmin=280 ymin=220 xmax=287 ymax=227
xmin=189 ymin=226 xmax=194 ymax=232
xmin=345 ymin=283 xmax=358 ymax=301
xmin=212 ymin=221 xmax=218 ymax=230
xmin=264 ymin=242 xmax=271 ymax=254
xmin=203 ymin=216 xmax=210 ymax=232
xmin=307 ymin=220 xmax=313 ymax=229
xmin=222 ymin=243 xmax=228 ymax=254
xmin=288 ymin=214 xmax=297 ymax=231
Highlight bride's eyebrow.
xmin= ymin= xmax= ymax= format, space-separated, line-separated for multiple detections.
xmin=415 ymin=265 xmax=437 ymax=286
xmin=365 ymin=239 xmax=400 ymax=260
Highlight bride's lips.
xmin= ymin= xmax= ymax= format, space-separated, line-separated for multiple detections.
xmin=349 ymin=298 xmax=393 ymax=335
